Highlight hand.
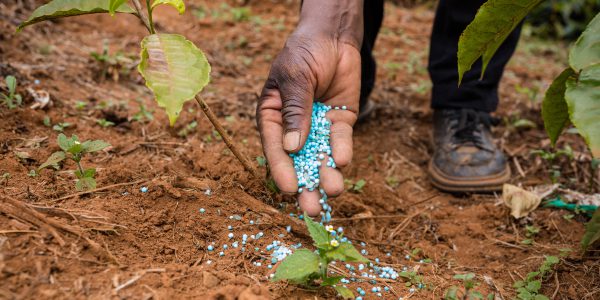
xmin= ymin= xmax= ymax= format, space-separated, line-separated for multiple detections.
xmin=257 ymin=0 xmax=363 ymax=217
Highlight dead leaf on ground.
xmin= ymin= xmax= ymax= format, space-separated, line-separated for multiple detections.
xmin=503 ymin=184 xmax=542 ymax=219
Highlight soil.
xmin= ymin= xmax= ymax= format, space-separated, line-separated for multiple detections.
xmin=0 ymin=1 xmax=599 ymax=299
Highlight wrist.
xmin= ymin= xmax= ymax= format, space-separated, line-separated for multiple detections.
xmin=295 ymin=0 xmax=364 ymax=49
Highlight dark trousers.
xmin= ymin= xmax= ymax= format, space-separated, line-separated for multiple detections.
xmin=360 ymin=0 xmax=522 ymax=113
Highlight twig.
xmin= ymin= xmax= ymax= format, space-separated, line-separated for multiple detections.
xmin=0 ymin=230 xmax=38 ymax=234
xmin=52 ymin=179 xmax=147 ymax=202
xmin=195 ymin=95 xmax=259 ymax=178
xmin=114 ymin=268 xmax=165 ymax=292
xmin=552 ymin=272 xmax=560 ymax=299
xmin=130 ymin=0 xmax=153 ymax=33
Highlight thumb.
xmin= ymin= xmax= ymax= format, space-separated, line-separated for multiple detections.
xmin=269 ymin=52 xmax=316 ymax=153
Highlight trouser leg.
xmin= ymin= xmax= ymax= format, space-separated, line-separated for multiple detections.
xmin=359 ymin=0 xmax=384 ymax=109
xmin=428 ymin=0 xmax=522 ymax=112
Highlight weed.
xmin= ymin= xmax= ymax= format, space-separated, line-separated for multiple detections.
xmin=43 ymin=116 xmax=51 ymax=127
xmin=178 ymin=120 xmax=198 ymax=137
xmin=273 ymin=213 xmax=368 ymax=299
xmin=1 ymin=75 xmax=22 ymax=109
xmin=74 ymin=101 xmax=87 ymax=110
xmin=28 ymin=170 xmax=37 ymax=177
xmin=1 ymin=173 xmax=10 ymax=185
xmin=38 ymin=134 xmax=110 ymax=191
xmin=344 ymin=179 xmax=366 ymax=193
xmin=444 ymin=273 xmax=494 ymax=300
xmin=52 ymin=122 xmax=72 ymax=133
xmin=531 ymin=145 xmax=574 ymax=183
xmin=385 ymin=176 xmax=400 ymax=188
xmin=521 ymin=225 xmax=540 ymax=245
xmin=130 ymin=99 xmax=154 ymax=123
xmin=96 ymin=118 xmax=115 ymax=128
xmin=400 ymin=270 xmax=424 ymax=288
xmin=256 ymin=156 xmax=266 ymax=167
xmin=90 ymin=40 xmax=135 ymax=82
xmin=513 ymin=256 xmax=559 ymax=300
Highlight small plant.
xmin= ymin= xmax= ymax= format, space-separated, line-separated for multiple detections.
xmin=272 ymin=213 xmax=368 ymax=299
xmin=90 ymin=40 xmax=135 ymax=82
xmin=96 ymin=118 xmax=115 ymax=128
xmin=531 ymin=145 xmax=574 ymax=183
xmin=1 ymin=75 xmax=23 ymax=109
xmin=344 ymin=179 xmax=366 ymax=193
xmin=445 ymin=273 xmax=493 ymax=300
xmin=521 ymin=225 xmax=541 ymax=245
xmin=52 ymin=122 xmax=72 ymax=132
xmin=399 ymin=270 xmax=424 ymax=289
xmin=177 ymin=120 xmax=197 ymax=137
xmin=513 ymin=256 xmax=559 ymax=300
xmin=38 ymin=134 xmax=110 ymax=191
xmin=130 ymin=99 xmax=154 ymax=123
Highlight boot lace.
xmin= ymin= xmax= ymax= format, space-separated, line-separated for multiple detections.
xmin=446 ymin=109 xmax=499 ymax=150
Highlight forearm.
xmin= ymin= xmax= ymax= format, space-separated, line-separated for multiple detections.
xmin=295 ymin=0 xmax=364 ymax=49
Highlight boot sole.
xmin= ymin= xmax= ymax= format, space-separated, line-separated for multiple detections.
xmin=428 ymin=160 xmax=511 ymax=193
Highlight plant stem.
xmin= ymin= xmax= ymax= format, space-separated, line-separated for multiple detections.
xmin=145 ymin=0 xmax=156 ymax=34
xmin=75 ymin=160 xmax=84 ymax=177
xmin=194 ymin=95 xmax=259 ymax=178
xmin=130 ymin=0 xmax=153 ymax=34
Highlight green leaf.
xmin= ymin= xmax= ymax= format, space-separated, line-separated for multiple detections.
xmin=38 ymin=151 xmax=66 ymax=170
xmin=569 ymin=13 xmax=600 ymax=71
xmin=444 ymin=286 xmax=459 ymax=300
xmin=457 ymin=0 xmax=543 ymax=83
xmin=534 ymin=295 xmax=549 ymax=300
xmin=333 ymin=285 xmax=354 ymax=299
xmin=76 ymin=177 xmax=96 ymax=191
xmin=272 ymin=249 xmax=320 ymax=284
xmin=454 ymin=273 xmax=476 ymax=281
xmin=109 ymin=0 xmax=127 ymax=16
xmin=18 ymin=0 xmax=134 ymax=31
xmin=325 ymin=243 xmax=369 ymax=263
xmin=564 ymin=63 xmax=600 ymax=158
xmin=57 ymin=133 xmax=75 ymax=151
xmin=469 ymin=291 xmax=484 ymax=300
xmin=513 ymin=280 xmax=525 ymax=288
xmin=542 ymin=68 xmax=576 ymax=146
xmin=582 ymin=208 xmax=600 ymax=251
xmin=76 ymin=168 xmax=96 ymax=179
xmin=526 ymin=271 xmax=540 ymax=281
xmin=303 ymin=212 xmax=330 ymax=248
xmin=526 ymin=280 xmax=541 ymax=293
xmin=138 ymin=33 xmax=211 ymax=126
xmin=151 ymin=0 xmax=185 ymax=14
xmin=5 ymin=76 xmax=16 ymax=94
xmin=320 ymin=276 xmax=343 ymax=287
xmin=82 ymin=140 xmax=111 ymax=153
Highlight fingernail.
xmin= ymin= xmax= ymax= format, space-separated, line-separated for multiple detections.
xmin=283 ymin=131 xmax=301 ymax=151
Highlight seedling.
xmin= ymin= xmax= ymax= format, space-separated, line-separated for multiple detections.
xmin=96 ymin=118 xmax=115 ymax=128
xmin=272 ymin=213 xmax=368 ymax=299
xmin=399 ymin=270 xmax=424 ymax=289
xmin=1 ymin=75 xmax=22 ymax=109
xmin=256 ymin=156 xmax=266 ymax=167
xmin=130 ymin=99 xmax=154 ymax=123
xmin=521 ymin=225 xmax=540 ymax=245
xmin=19 ymin=0 xmax=258 ymax=178
xmin=345 ymin=179 xmax=366 ymax=193
xmin=1 ymin=173 xmax=10 ymax=185
xmin=90 ymin=40 xmax=135 ymax=82
xmin=444 ymin=273 xmax=493 ymax=300
xmin=38 ymin=134 xmax=111 ymax=191
xmin=513 ymin=256 xmax=559 ymax=300
xmin=52 ymin=122 xmax=72 ymax=133
xmin=177 ymin=120 xmax=197 ymax=137
xmin=531 ymin=145 xmax=573 ymax=183
xmin=43 ymin=116 xmax=51 ymax=127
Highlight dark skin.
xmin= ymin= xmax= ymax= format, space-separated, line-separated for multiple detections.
xmin=256 ymin=0 xmax=364 ymax=216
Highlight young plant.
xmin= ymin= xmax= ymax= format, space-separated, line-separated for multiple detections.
xmin=177 ymin=120 xmax=197 ymax=137
xmin=272 ymin=213 xmax=368 ymax=299
xmin=513 ymin=256 xmax=559 ymax=300
xmin=52 ymin=122 xmax=72 ymax=132
xmin=96 ymin=118 xmax=115 ymax=128
xmin=521 ymin=225 xmax=540 ymax=245
xmin=38 ymin=134 xmax=111 ymax=191
xmin=445 ymin=273 xmax=494 ymax=300
xmin=1 ymin=75 xmax=22 ymax=109
xmin=90 ymin=40 xmax=135 ymax=82
xmin=130 ymin=99 xmax=154 ymax=123
xmin=18 ymin=0 xmax=258 ymax=178
xmin=458 ymin=2 xmax=599 ymax=160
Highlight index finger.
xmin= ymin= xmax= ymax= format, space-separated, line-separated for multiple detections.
xmin=257 ymin=88 xmax=298 ymax=193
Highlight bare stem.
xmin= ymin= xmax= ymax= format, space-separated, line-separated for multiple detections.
xmin=130 ymin=0 xmax=153 ymax=34
xmin=195 ymin=95 xmax=259 ymax=178
xmin=145 ymin=0 xmax=156 ymax=34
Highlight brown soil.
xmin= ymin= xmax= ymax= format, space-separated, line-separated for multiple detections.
xmin=1 ymin=1 xmax=598 ymax=299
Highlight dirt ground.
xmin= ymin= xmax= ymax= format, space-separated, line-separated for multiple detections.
xmin=1 ymin=0 xmax=599 ymax=299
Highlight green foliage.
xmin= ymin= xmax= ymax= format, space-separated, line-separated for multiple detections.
xmin=345 ymin=179 xmax=366 ymax=192
xmin=542 ymin=68 xmax=575 ymax=145
xmin=565 ymin=63 xmax=600 ymax=157
xmin=138 ymin=33 xmax=211 ymax=126
xmin=90 ymin=40 xmax=135 ymax=82
xmin=1 ymin=76 xmax=22 ymax=109
xmin=460 ymin=2 xmax=599 ymax=159
xmin=96 ymin=118 xmax=115 ymax=128
xmin=272 ymin=213 xmax=368 ymax=299
xmin=399 ymin=270 xmax=423 ymax=288
xmin=521 ymin=225 xmax=541 ymax=245
xmin=527 ymin=0 xmax=600 ymax=40
xmin=177 ymin=120 xmax=197 ymax=137
xmin=52 ymin=122 xmax=72 ymax=132
xmin=445 ymin=273 xmax=494 ymax=300
xmin=581 ymin=208 xmax=600 ymax=250
xmin=513 ymin=256 xmax=559 ymax=300
xmin=256 ymin=156 xmax=266 ymax=167
xmin=17 ymin=0 xmax=134 ymax=31
xmin=457 ymin=0 xmax=543 ymax=83
xmin=38 ymin=134 xmax=110 ymax=191
xmin=151 ymin=0 xmax=185 ymax=14
xmin=108 ymin=0 xmax=127 ymax=16
xmin=130 ymin=99 xmax=154 ymax=123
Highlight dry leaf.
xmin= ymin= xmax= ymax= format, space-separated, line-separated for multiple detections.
xmin=503 ymin=184 xmax=542 ymax=218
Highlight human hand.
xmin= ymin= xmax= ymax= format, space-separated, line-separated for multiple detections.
xmin=256 ymin=0 xmax=363 ymax=217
